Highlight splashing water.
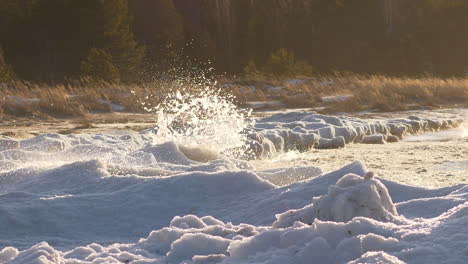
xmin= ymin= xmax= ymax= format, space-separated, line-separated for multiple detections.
xmin=132 ymin=51 xmax=254 ymax=158
xmin=152 ymin=88 xmax=253 ymax=158
xmin=461 ymin=123 xmax=468 ymax=138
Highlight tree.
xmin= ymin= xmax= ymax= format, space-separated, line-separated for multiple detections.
xmin=129 ymin=0 xmax=183 ymax=49
xmin=81 ymin=48 xmax=120 ymax=82
xmin=243 ymin=60 xmax=260 ymax=78
xmin=262 ymin=49 xmax=313 ymax=77
xmin=0 ymin=47 xmax=16 ymax=82
xmin=97 ymin=0 xmax=145 ymax=82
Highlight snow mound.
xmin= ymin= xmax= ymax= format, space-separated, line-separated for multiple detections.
xmin=257 ymin=165 xmax=322 ymax=186
xmin=273 ymin=171 xmax=398 ymax=228
xmin=348 ymin=251 xmax=405 ymax=264
xmin=2 ymin=162 xmax=468 ymax=263
xmin=8 ymin=200 xmax=468 ymax=264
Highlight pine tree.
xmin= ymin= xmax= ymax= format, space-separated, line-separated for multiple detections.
xmin=97 ymin=0 xmax=145 ymax=82
xmin=0 ymin=47 xmax=16 ymax=83
xmin=263 ymin=49 xmax=313 ymax=77
xmin=81 ymin=48 xmax=120 ymax=82
xmin=243 ymin=60 xmax=260 ymax=78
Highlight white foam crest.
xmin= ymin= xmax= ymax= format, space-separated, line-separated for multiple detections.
xmin=153 ymin=88 xmax=253 ymax=158
xmin=461 ymin=121 xmax=468 ymax=138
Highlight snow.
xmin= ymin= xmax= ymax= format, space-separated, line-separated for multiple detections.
xmin=273 ymin=172 xmax=398 ymax=228
xmin=240 ymin=86 xmax=256 ymax=93
xmin=97 ymin=99 xmax=126 ymax=112
xmin=284 ymin=79 xmax=307 ymax=86
xmin=264 ymin=85 xmax=285 ymax=94
xmin=0 ymin=109 xmax=467 ymax=263
xmin=321 ymin=95 xmax=354 ymax=103
xmin=247 ymin=111 xmax=463 ymax=158
xmin=246 ymin=101 xmax=284 ymax=110
xmin=4 ymin=96 xmax=40 ymax=104
xmin=403 ymin=123 xmax=467 ymax=142
xmin=342 ymin=173 xmax=402 ymax=221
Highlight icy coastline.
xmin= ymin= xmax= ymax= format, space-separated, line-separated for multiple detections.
xmin=247 ymin=111 xmax=464 ymax=158
xmin=0 ymin=111 xmax=466 ymax=263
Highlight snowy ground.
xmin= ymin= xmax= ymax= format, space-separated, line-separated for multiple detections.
xmin=251 ymin=128 xmax=468 ymax=188
xmin=0 ymin=108 xmax=467 ymax=263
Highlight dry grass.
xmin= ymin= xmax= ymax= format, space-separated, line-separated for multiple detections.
xmin=74 ymin=119 xmax=95 ymax=129
xmin=1 ymin=74 xmax=467 ymax=119
xmin=226 ymin=74 xmax=468 ymax=113
xmin=331 ymin=75 xmax=468 ymax=112
xmin=0 ymin=79 xmax=170 ymax=118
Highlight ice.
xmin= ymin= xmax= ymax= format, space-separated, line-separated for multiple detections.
xmin=246 ymin=101 xmax=284 ymax=110
xmin=257 ymin=166 xmax=322 ymax=186
xmin=1 ymin=147 xmax=467 ymax=263
xmin=97 ymin=99 xmax=126 ymax=112
xmin=272 ymin=171 xmax=398 ymax=228
xmin=144 ymin=142 xmax=197 ymax=165
xmin=321 ymin=95 xmax=354 ymax=103
xmin=0 ymin=139 xmax=19 ymax=151
xmin=361 ymin=134 xmax=387 ymax=144
xmin=0 ymin=247 xmax=18 ymax=263
xmin=0 ymin=106 xmax=467 ymax=263
xmin=284 ymin=79 xmax=307 ymax=86
xmin=247 ymin=111 xmax=464 ymax=158
xmin=348 ymin=251 xmax=405 ymax=264
xmin=166 ymin=234 xmax=231 ymax=263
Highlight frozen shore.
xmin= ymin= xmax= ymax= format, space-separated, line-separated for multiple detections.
xmin=246 ymin=110 xmax=464 ymax=159
xmin=0 ymin=109 xmax=466 ymax=263
xmin=1 ymin=160 xmax=467 ymax=264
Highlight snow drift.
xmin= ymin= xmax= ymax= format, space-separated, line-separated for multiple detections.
xmin=273 ymin=171 xmax=398 ymax=228
xmin=1 ymin=159 xmax=467 ymax=264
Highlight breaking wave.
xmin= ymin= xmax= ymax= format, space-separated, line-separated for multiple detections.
xmin=152 ymin=89 xmax=252 ymax=158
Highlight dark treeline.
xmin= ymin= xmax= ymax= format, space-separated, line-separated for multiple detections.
xmin=1 ymin=0 xmax=468 ymax=83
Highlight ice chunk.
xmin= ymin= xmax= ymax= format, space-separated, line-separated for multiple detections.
xmin=144 ymin=141 xmax=195 ymax=165
xmin=349 ymin=251 xmax=405 ymax=264
xmin=166 ymin=233 xmax=230 ymax=263
xmin=0 ymin=247 xmax=18 ymax=263
xmin=273 ymin=171 xmax=398 ymax=227
xmin=170 ymin=215 xmax=207 ymax=229
xmin=318 ymin=136 xmax=346 ymax=149
xmin=316 ymin=171 xmax=398 ymax=222
xmin=361 ymin=134 xmax=387 ymax=144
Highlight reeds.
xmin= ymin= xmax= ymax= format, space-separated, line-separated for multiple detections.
xmin=1 ymin=74 xmax=467 ymax=118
